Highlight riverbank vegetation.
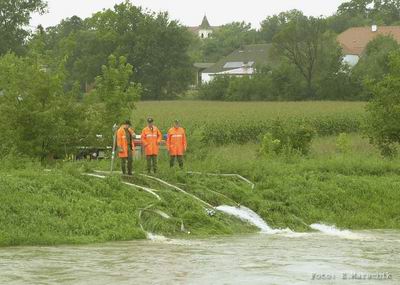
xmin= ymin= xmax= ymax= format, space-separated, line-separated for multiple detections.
xmin=1 ymin=0 xmax=400 ymax=247
xmin=1 ymin=133 xmax=400 ymax=247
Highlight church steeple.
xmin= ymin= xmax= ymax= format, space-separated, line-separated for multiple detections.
xmin=200 ymin=15 xmax=211 ymax=29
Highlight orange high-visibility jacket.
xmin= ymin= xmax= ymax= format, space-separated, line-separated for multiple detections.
xmin=141 ymin=126 xmax=162 ymax=156
xmin=167 ymin=127 xmax=187 ymax=156
xmin=117 ymin=126 xmax=135 ymax=158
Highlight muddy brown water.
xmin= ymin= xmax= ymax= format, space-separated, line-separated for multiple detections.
xmin=0 ymin=230 xmax=399 ymax=285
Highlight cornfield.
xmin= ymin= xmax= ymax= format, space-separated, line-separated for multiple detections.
xmin=134 ymin=101 xmax=366 ymax=145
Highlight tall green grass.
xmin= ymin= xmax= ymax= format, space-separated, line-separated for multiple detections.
xmin=0 ymin=163 xmax=256 ymax=247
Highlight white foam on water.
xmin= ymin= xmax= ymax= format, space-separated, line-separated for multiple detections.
xmin=310 ymin=223 xmax=362 ymax=239
xmin=146 ymin=232 xmax=169 ymax=241
xmin=216 ymin=205 xmax=291 ymax=234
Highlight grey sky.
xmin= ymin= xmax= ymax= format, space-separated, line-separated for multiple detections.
xmin=31 ymin=0 xmax=348 ymax=29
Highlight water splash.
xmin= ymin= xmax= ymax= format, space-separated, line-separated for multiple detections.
xmin=216 ymin=205 xmax=291 ymax=234
xmin=310 ymin=223 xmax=361 ymax=239
xmin=146 ymin=232 xmax=169 ymax=241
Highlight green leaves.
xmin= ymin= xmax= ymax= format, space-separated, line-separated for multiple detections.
xmin=0 ymin=53 xmax=81 ymax=159
xmin=89 ymin=54 xmax=141 ymax=140
xmin=0 ymin=0 xmax=47 ymax=55
xmin=365 ymin=53 xmax=400 ymax=156
xmin=35 ymin=1 xmax=192 ymax=99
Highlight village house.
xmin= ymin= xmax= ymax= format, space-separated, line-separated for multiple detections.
xmin=200 ymin=44 xmax=274 ymax=84
xmin=337 ymin=25 xmax=400 ymax=67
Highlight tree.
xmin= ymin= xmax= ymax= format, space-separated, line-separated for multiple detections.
xmin=87 ymin=55 xmax=141 ymax=140
xmin=273 ymin=15 xmax=327 ymax=97
xmin=365 ymin=51 xmax=400 ymax=156
xmin=353 ymin=35 xmax=400 ymax=81
xmin=0 ymin=53 xmax=85 ymax=160
xmin=260 ymin=10 xmax=304 ymax=43
xmin=38 ymin=1 xmax=192 ymax=99
xmin=201 ymin=22 xmax=259 ymax=62
xmin=0 ymin=0 xmax=47 ymax=55
xmin=329 ymin=0 xmax=400 ymax=32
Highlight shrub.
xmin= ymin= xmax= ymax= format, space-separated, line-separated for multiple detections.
xmin=198 ymin=76 xmax=230 ymax=100
xmin=259 ymin=133 xmax=281 ymax=157
xmin=336 ymin=133 xmax=351 ymax=154
xmin=259 ymin=120 xmax=315 ymax=156
xmin=365 ymin=51 xmax=400 ymax=157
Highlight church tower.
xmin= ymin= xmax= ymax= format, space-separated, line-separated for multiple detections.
xmin=198 ymin=15 xmax=213 ymax=39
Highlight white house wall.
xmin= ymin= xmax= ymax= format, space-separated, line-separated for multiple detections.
xmin=343 ymin=55 xmax=360 ymax=67
xmin=201 ymin=73 xmax=214 ymax=83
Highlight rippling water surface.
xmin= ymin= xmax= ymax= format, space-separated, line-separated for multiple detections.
xmin=0 ymin=231 xmax=399 ymax=285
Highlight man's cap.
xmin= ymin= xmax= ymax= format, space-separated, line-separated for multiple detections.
xmin=147 ymin=117 xmax=154 ymax=123
xmin=124 ymin=120 xmax=131 ymax=125
xmin=174 ymin=119 xmax=180 ymax=124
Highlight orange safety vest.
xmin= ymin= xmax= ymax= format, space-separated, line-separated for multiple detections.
xmin=167 ymin=127 xmax=187 ymax=156
xmin=116 ymin=126 xmax=135 ymax=158
xmin=141 ymin=126 xmax=162 ymax=156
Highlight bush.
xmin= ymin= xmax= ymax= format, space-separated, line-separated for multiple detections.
xmin=336 ymin=133 xmax=351 ymax=154
xmin=198 ymin=76 xmax=230 ymax=100
xmin=365 ymin=51 xmax=400 ymax=157
xmin=259 ymin=133 xmax=281 ymax=157
xmin=226 ymin=75 xmax=272 ymax=101
xmin=259 ymin=120 xmax=315 ymax=156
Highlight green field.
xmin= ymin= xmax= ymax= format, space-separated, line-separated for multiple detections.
xmin=135 ymin=101 xmax=365 ymax=129
xmin=1 ymin=101 xmax=400 ymax=247
xmin=134 ymin=101 xmax=366 ymax=145
xmin=134 ymin=101 xmax=365 ymax=127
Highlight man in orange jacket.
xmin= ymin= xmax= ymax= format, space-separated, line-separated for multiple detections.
xmin=116 ymin=120 xmax=135 ymax=176
xmin=141 ymin=118 xmax=162 ymax=174
xmin=167 ymin=120 xmax=187 ymax=169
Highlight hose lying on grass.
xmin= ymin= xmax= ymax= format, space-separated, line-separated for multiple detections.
xmin=87 ymin=172 xmax=191 ymax=237
xmin=85 ymin=173 xmax=161 ymax=200
xmin=140 ymin=174 xmax=214 ymax=208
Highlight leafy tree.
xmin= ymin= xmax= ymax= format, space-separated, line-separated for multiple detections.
xmin=269 ymin=61 xmax=306 ymax=100
xmin=365 ymin=51 xmax=400 ymax=156
xmin=0 ymin=0 xmax=47 ymax=55
xmin=0 ymin=53 xmax=85 ymax=160
xmin=201 ymin=22 xmax=259 ymax=62
xmin=38 ymin=1 xmax=192 ymax=99
xmin=87 ymin=55 xmax=141 ymax=140
xmin=328 ymin=0 xmax=400 ymax=33
xmin=273 ymin=15 xmax=328 ymax=97
xmin=259 ymin=10 xmax=304 ymax=43
xmin=353 ymin=35 xmax=400 ymax=81
xmin=314 ymin=31 xmax=359 ymax=100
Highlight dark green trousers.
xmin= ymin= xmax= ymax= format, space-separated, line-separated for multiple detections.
xmin=121 ymin=155 xmax=133 ymax=175
xmin=146 ymin=155 xmax=158 ymax=173
xmin=170 ymin=155 xmax=184 ymax=169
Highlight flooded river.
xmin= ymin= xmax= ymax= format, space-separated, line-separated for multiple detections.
xmin=0 ymin=230 xmax=399 ymax=284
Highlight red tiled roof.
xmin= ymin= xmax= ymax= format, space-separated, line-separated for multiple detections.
xmin=337 ymin=26 xmax=400 ymax=55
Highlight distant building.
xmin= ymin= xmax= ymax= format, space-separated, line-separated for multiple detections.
xmin=201 ymin=44 xmax=274 ymax=83
xmin=337 ymin=25 xmax=400 ymax=67
xmin=188 ymin=15 xmax=219 ymax=39
xmin=193 ymin=62 xmax=215 ymax=86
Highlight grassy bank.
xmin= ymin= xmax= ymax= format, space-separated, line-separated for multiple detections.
xmin=1 ymin=134 xmax=400 ymax=247
xmin=1 ymin=100 xmax=399 ymax=247
xmin=0 ymin=164 xmax=256 ymax=247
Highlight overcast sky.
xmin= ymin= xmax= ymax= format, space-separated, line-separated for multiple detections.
xmin=30 ymin=0 xmax=348 ymax=29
